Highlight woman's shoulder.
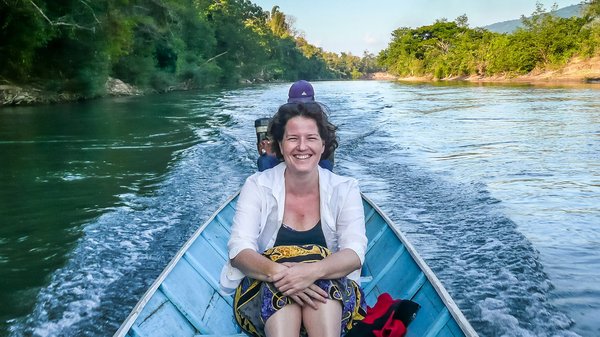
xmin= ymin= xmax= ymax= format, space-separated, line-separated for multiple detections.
xmin=319 ymin=166 xmax=359 ymax=188
xmin=246 ymin=162 xmax=285 ymax=186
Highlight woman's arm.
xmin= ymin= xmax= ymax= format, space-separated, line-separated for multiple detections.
xmin=231 ymin=248 xmax=287 ymax=282
xmin=272 ymin=248 xmax=361 ymax=295
xmin=335 ymin=179 xmax=368 ymax=267
xmin=225 ymin=176 xmax=278 ymax=285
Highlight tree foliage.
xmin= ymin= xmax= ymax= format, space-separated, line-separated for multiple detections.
xmin=379 ymin=3 xmax=600 ymax=79
xmin=0 ymin=0 xmax=368 ymax=98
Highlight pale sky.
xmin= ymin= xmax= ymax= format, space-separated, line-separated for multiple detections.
xmin=252 ymin=0 xmax=581 ymax=55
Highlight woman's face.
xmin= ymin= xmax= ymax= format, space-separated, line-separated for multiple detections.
xmin=280 ymin=116 xmax=324 ymax=175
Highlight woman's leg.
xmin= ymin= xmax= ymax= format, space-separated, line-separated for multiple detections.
xmin=264 ymin=303 xmax=302 ymax=337
xmin=302 ymin=299 xmax=342 ymax=337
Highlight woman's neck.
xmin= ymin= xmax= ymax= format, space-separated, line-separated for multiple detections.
xmin=284 ymin=168 xmax=319 ymax=195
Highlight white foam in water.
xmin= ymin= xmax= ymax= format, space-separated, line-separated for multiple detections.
xmin=10 ymin=118 xmax=249 ymax=336
xmin=9 ymin=176 xmax=187 ymax=336
xmin=60 ymin=173 xmax=86 ymax=181
xmin=18 ymin=206 xmax=151 ymax=336
xmin=329 ymin=87 xmax=588 ymax=336
xmin=11 ymin=83 xmax=597 ymax=336
xmin=479 ymin=298 xmax=538 ymax=337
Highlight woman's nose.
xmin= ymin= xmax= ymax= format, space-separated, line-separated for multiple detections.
xmin=297 ymin=138 xmax=308 ymax=150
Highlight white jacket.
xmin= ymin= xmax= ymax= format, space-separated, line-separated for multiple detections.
xmin=219 ymin=162 xmax=367 ymax=294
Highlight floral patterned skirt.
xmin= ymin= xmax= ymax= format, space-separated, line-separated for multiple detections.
xmin=233 ymin=244 xmax=366 ymax=337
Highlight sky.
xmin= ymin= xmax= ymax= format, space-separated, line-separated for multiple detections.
xmin=252 ymin=0 xmax=581 ymax=55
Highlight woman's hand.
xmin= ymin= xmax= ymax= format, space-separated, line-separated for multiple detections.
xmin=288 ymin=284 xmax=329 ymax=309
xmin=273 ymin=262 xmax=317 ymax=293
xmin=272 ymin=262 xmax=328 ymax=307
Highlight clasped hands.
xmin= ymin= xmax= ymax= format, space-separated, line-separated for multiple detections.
xmin=271 ymin=262 xmax=329 ymax=310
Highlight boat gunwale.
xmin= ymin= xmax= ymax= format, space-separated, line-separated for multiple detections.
xmin=114 ymin=191 xmax=479 ymax=337
xmin=361 ymin=192 xmax=479 ymax=337
xmin=112 ymin=192 xmax=240 ymax=337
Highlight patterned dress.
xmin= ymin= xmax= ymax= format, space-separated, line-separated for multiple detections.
xmin=233 ymin=243 xmax=366 ymax=337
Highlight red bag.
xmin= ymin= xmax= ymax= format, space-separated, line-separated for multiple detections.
xmin=347 ymin=293 xmax=420 ymax=337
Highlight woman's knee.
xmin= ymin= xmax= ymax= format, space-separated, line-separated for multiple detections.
xmin=265 ymin=303 xmax=302 ymax=337
xmin=302 ymin=300 xmax=342 ymax=337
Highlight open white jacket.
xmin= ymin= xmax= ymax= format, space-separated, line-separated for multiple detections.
xmin=219 ymin=162 xmax=367 ymax=294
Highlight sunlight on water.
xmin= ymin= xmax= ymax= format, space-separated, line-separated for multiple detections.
xmin=1 ymin=82 xmax=598 ymax=336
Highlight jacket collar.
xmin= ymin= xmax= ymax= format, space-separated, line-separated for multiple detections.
xmin=255 ymin=162 xmax=339 ymax=231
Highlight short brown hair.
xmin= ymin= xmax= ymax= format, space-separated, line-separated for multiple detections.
xmin=269 ymin=102 xmax=338 ymax=161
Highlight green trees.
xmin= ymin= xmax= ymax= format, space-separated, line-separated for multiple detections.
xmin=379 ymin=3 xmax=600 ymax=79
xmin=580 ymin=0 xmax=600 ymax=55
xmin=0 ymin=1 xmax=51 ymax=81
xmin=378 ymin=18 xmax=481 ymax=78
xmin=0 ymin=0 xmax=359 ymax=98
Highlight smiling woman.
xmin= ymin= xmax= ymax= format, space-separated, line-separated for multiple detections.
xmin=270 ymin=104 xmax=333 ymax=176
xmin=279 ymin=116 xmax=325 ymax=175
xmin=222 ymin=101 xmax=368 ymax=337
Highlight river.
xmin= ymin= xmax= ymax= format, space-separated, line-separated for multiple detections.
xmin=1 ymin=81 xmax=598 ymax=337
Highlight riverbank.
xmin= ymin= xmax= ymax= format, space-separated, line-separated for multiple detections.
xmin=0 ymin=77 xmax=146 ymax=107
xmin=372 ymin=56 xmax=600 ymax=86
xmin=3 ymin=57 xmax=599 ymax=107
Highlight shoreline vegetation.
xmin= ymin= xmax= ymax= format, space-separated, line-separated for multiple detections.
xmin=3 ymin=57 xmax=600 ymax=107
xmin=2 ymin=1 xmax=600 ymax=107
xmin=5 ymin=54 xmax=600 ymax=106
xmin=369 ymin=56 xmax=600 ymax=84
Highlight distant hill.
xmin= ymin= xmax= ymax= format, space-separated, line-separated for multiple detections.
xmin=483 ymin=4 xmax=583 ymax=33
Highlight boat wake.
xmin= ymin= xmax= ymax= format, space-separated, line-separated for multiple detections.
xmin=9 ymin=139 xmax=249 ymax=337
xmin=337 ymin=125 xmax=580 ymax=337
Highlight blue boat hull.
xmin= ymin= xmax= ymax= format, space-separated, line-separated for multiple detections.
xmin=114 ymin=193 xmax=478 ymax=337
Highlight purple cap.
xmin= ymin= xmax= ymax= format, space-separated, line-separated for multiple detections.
xmin=287 ymin=80 xmax=315 ymax=103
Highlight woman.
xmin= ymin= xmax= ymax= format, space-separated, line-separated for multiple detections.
xmin=220 ymin=102 xmax=367 ymax=337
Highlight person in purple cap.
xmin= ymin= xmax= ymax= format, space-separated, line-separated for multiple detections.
xmin=287 ymin=80 xmax=315 ymax=103
xmin=257 ymin=80 xmax=334 ymax=171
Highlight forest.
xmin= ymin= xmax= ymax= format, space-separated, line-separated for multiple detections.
xmin=0 ymin=0 xmax=378 ymax=100
xmin=379 ymin=1 xmax=600 ymax=79
xmin=1 ymin=1 xmax=599 ymax=104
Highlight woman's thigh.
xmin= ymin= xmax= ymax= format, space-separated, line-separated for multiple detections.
xmin=302 ymin=299 xmax=342 ymax=337
xmin=264 ymin=303 xmax=302 ymax=337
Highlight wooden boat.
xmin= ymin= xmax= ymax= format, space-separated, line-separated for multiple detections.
xmin=114 ymin=192 xmax=478 ymax=337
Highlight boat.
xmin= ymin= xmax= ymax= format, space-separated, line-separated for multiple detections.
xmin=114 ymin=192 xmax=479 ymax=337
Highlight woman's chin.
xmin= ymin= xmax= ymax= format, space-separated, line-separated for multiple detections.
xmin=287 ymin=160 xmax=318 ymax=173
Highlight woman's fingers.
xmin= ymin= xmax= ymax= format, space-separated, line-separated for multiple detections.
xmin=307 ymin=284 xmax=328 ymax=303
xmin=290 ymin=292 xmax=318 ymax=310
xmin=273 ymin=263 xmax=316 ymax=293
xmin=299 ymin=292 xmax=318 ymax=310
xmin=289 ymin=294 xmax=304 ymax=307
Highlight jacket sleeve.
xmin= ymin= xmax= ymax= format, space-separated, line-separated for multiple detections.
xmin=228 ymin=175 xmax=263 ymax=259
xmin=336 ymin=179 xmax=367 ymax=265
xmin=220 ymin=175 xmax=264 ymax=294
